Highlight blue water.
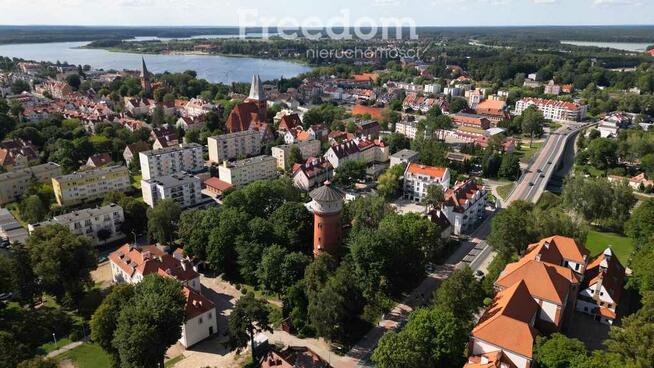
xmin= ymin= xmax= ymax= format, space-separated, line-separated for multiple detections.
xmin=561 ymin=40 xmax=651 ymax=52
xmin=0 ymin=40 xmax=311 ymax=84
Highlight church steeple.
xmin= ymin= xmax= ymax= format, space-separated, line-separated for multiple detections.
xmin=247 ymin=74 xmax=265 ymax=101
xmin=140 ymin=57 xmax=152 ymax=95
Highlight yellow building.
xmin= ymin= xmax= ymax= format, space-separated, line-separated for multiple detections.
xmin=52 ymin=165 xmax=131 ymax=206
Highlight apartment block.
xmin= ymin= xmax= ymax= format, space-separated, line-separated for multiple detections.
xmin=271 ymin=140 xmax=321 ymax=169
xmin=139 ymin=143 xmax=204 ymax=181
xmin=29 ymin=203 xmax=125 ymax=245
xmin=403 ymin=163 xmax=451 ymax=202
xmin=0 ymin=162 xmax=62 ymax=205
xmin=52 ymin=165 xmax=131 ymax=206
xmin=207 ymin=130 xmax=261 ymax=164
xmin=218 ymin=155 xmax=277 ymax=187
xmin=141 ymin=173 xmax=203 ymax=208
xmin=515 ymin=97 xmax=587 ymax=122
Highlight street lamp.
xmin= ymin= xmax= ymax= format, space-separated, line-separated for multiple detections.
xmin=52 ymin=332 xmax=57 ymax=349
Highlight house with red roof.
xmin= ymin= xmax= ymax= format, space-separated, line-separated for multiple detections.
xmin=109 ymin=244 xmax=217 ymax=347
xmin=647 ymin=49 xmax=654 ymax=56
xmin=575 ymin=248 xmax=625 ymax=325
xmin=86 ymin=153 xmax=113 ymax=168
xmin=403 ymin=163 xmax=450 ymax=202
xmin=440 ymin=180 xmax=487 ymax=235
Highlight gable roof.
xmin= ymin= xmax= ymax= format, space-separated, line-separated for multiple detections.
xmin=109 ymin=244 xmax=199 ymax=282
xmin=472 ymin=281 xmax=539 ymax=358
xmin=496 ymin=258 xmax=578 ymax=305
xmin=226 ymin=101 xmax=263 ymax=133
xmin=87 ymin=153 xmax=113 ymax=167
xmin=279 ymin=113 xmax=302 ymax=130
xmin=524 ymin=236 xmax=589 ymax=266
xmin=183 ymin=286 xmax=215 ymax=320
xmin=583 ymin=248 xmax=625 ymax=304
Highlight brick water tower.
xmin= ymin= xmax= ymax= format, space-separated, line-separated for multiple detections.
xmin=309 ymin=182 xmax=344 ymax=258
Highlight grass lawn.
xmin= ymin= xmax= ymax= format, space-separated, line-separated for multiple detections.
xmin=517 ymin=142 xmax=544 ymax=164
xmin=497 ymin=183 xmax=515 ymax=200
xmin=40 ymin=337 xmax=73 ymax=353
xmin=585 ymin=231 xmax=635 ymax=263
xmin=165 ymin=355 xmax=185 ymax=368
xmin=57 ymin=343 xmax=112 ymax=368
xmin=131 ymin=174 xmax=142 ymax=189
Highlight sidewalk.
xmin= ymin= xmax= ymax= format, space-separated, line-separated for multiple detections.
xmin=46 ymin=339 xmax=86 ymax=358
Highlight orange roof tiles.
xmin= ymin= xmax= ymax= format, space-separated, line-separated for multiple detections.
xmin=496 ymin=258 xmax=578 ymax=306
xmin=406 ymin=163 xmax=447 ymax=178
xmin=472 ymin=281 xmax=539 ymax=358
xmin=183 ymin=286 xmax=215 ymax=319
xmin=524 ymin=235 xmax=589 ymax=266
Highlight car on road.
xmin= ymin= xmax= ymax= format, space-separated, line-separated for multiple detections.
xmin=537 ymin=169 xmax=542 ymax=173
xmin=474 ymin=270 xmax=485 ymax=281
xmin=540 ymin=174 xmax=546 ymax=178
xmin=547 ymin=161 xmax=552 ymax=165
xmin=425 ymin=263 xmax=436 ymax=273
xmin=529 ymin=182 xmax=534 ymax=186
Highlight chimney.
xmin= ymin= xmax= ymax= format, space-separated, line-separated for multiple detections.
xmin=223 ymin=160 xmax=228 ymax=168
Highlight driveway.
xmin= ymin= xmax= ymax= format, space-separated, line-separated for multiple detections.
xmin=390 ymin=198 xmax=427 ymax=215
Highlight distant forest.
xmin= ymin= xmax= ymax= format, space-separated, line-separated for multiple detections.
xmin=0 ymin=25 xmax=652 ymax=45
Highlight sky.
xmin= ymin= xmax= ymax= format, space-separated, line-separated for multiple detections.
xmin=0 ymin=0 xmax=652 ymax=27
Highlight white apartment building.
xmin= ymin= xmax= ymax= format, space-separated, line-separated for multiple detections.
xmin=139 ymin=143 xmax=204 ymax=180
xmin=218 ymin=155 xmax=278 ymax=187
xmin=207 ymin=130 xmax=261 ymax=164
xmin=390 ymin=149 xmax=419 ymax=167
xmin=403 ymin=163 xmax=451 ymax=202
xmin=424 ymin=84 xmax=442 ymax=94
xmin=52 ymin=165 xmax=131 ymax=206
xmin=323 ymin=138 xmax=388 ymax=169
xmin=0 ymin=162 xmax=62 ymax=205
xmin=395 ymin=119 xmax=420 ymax=140
xmin=271 ymin=140 xmax=321 ymax=169
xmin=441 ymin=180 xmax=487 ymax=235
xmin=29 ymin=203 xmax=125 ymax=245
xmin=514 ymin=97 xmax=587 ymax=122
xmin=141 ymin=173 xmax=203 ymax=208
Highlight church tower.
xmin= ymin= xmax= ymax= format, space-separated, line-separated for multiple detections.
xmin=309 ymin=182 xmax=344 ymax=258
xmin=140 ymin=57 xmax=152 ymax=95
xmin=245 ymin=74 xmax=267 ymax=122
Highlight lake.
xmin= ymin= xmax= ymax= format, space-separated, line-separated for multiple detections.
xmin=561 ymin=40 xmax=652 ymax=52
xmin=0 ymin=41 xmax=311 ymax=84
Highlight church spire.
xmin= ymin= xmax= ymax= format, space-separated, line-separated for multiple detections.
xmin=140 ymin=57 xmax=152 ymax=95
xmin=248 ymin=74 xmax=265 ymax=101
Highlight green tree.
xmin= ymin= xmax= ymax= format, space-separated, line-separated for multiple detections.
xmin=226 ymin=292 xmax=273 ymax=360
xmin=586 ymin=138 xmax=618 ymax=170
xmin=257 ymin=244 xmax=288 ymax=294
xmin=433 ymin=267 xmax=484 ymax=321
xmin=371 ymin=306 xmax=469 ymax=368
xmin=605 ymin=292 xmax=654 ymax=367
xmin=448 ymin=97 xmax=468 ymax=114
xmin=534 ymin=333 xmax=589 ymax=368
xmin=16 ymin=357 xmax=58 ymax=368
xmin=113 ymin=275 xmax=186 ymax=368
xmin=26 ymin=225 xmax=97 ymax=307
xmin=519 ymin=107 xmax=546 ymax=147
xmin=286 ymin=145 xmax=303 ymax=170
xmin=377 ymin=167 xmax=401 ymax=199
xmin=271 ymin=202 xmax=312 ymax=251
xmin=334 ymin=160 xmax=366 ymax=187
xmin=19 ymin=195 xmax=48 ymax=223
xmin=178 ymin=208 xmax=221 ymax=261
xmin=65 ymin=74 xmax=81 ymax=90
xmin=499 ymin=154 xmax=521 ymax=180
xmin=487 ymin=200 xmax=537 ymax=257
xmin=629 ymin=245 xmax=654 ymax=294
xmin=423 ymin=184 xmax=445 ymax=212
xmin=147 ymin=199 xmax=182 ymax=244
xmin=625 ymin=198 xmax=654 ymax=243
xmin=90 ymin=284 xmax=135 ymax=367
xmin=6 ymin=244 xmax=40 ymax=307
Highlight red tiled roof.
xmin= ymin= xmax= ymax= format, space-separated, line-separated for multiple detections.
xmin=524 ymin=236 xmax=589 ymax=266
xmin=183 ymin=286 xmax=215 ymax=319
xmin=109 ymin=244 xmax=199 ymax=282
xmin=496 ymin=258 xmax=578 ymax=306
xmin=472 ymin=281 xmax=539 ymax=358
xmin=583 ymin=249 xmax=625 ymax=305
xmin=406 ymin=163 xmax=447 ymax=178
xmin=204 ymin=177 xmax=233 ymax=192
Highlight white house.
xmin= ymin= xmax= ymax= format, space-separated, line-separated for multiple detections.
xmin=403 ymin=163 xmax=450 ymax=202
xmin=181 ymin=287 xmax=218 ymax=348
xmin=576 ymin=248 xmax=625 ymax=325
xmin=440 ymin=180 xmax=487 ymax=235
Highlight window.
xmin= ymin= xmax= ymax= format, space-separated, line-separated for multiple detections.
xmin=198 ymin=317 xmax=203 ymax=324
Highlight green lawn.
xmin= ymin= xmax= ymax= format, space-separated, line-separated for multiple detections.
xmin=57 ymin=343 xmax=112 ymax=368
xmin=497 ymin=183 xmax=515 ymax=200
xmin=585 ymin=231 xmax=635 ymax=263
xmin=165 ymin=355 xmax=185 ymax=368
xmin=40 ymin=337 xmax=73 ymax=354
xmin=517 ymin=142 xmax=544 ymax=164
xmin=131 ymin=174 xmax=142 ymax=189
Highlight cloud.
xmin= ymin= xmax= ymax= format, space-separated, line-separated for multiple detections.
xmin=593 ymin=0 xmax=642 ymax=6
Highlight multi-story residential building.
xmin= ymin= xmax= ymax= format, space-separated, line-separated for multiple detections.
xmin=441 ymin=180 xmax=487 ymax=235
xmin=450 ymin=113 xmax=491 ymax=130
xmin=390 ymin=149 xmax=419 ymax=167
xmin=514 ymin=98 xmax=587 ymax=122
xmin=323 ymin=138 xmax=388 ymax=169
xmin=0 ymin=162 xmax=62 ymax=205
xmin=544 ymin=80 xmax=562 ymax=95
xmin=271 ymin=140 xmax=322 ymax=169
xmin=218 ymin=155 xmax=278 ymax=187
xmin=141 ymin=173 xmax=203 ymax=208
xmin=52 ymin=165 xmax=131 ymax=206
xmin=403 ymin=163 xmax=450 ymax=202
xmin=576 ymin=248 xmax=625 ymax=325
xmin=29 ymin=203 xmax=125 ymax=245
xmin=207 ymin=130 xmax=261 ymax=164
xmin=395 ymin=119 xmax=420 ymax=139
xmin=139 ymin=143 xmax=204 ymax=181
xmin=291 ymin=158 xmax=334 ymax=191
xmin=109 ymin=244 xmax=216 ymax=348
